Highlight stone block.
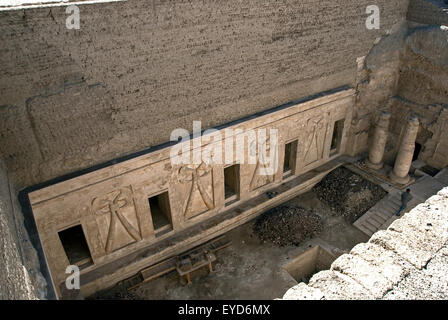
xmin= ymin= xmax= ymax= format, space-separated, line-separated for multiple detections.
xmin=308 ymin=270 xmax=374 ymax=300
xmin=383 ymin=246 xmax=448 ymax=300
xmin=282 ymin=283 xmax=324 ymax=300
xmin=350 ymin=242 xmax=414 ymax=284
xmin=331 ymin=253 xmax=394 ymax=298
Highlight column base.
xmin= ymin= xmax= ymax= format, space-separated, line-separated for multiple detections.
xmin=389 ymin=171 xmax=411 ymax=185
xmin=365 ymin=159 xmax=383 ymax=170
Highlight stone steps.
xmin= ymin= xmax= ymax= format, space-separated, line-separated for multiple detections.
xmin=354 ymin=171 xmax=448 ymax=238
xmin=353 ymin=193 xmax=402 ymax=237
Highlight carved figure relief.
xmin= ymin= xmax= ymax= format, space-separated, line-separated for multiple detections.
xmin=178 ymin=162 xmax=214 ymax=219
xmin=303 ymin=116 xmax=327 ymax=165
xmin=91 ymin=187 xmax=141 ymax=253
xmin=249 ymin=137 xmax=275 ymax=190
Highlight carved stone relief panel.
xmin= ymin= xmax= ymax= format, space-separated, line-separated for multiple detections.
xmin=26 ymin=89 xmax=355 ymax=299
xmin=249 ymin=134 xmax=276 ymax=191
xmin=303 ymin=114 xmax=329 ymax=166
xmin=176 ymin=162 xmax=215 ymax=220
xmin=91 ymin=186 xmax=142 ymax=253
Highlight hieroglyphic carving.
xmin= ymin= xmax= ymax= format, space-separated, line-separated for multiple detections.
xmin=91 ymin=187 xmax=141 ymax=253
xmin=303 ymin=116 xmax=327 ymax=165
xmin=178 ymin=162 xmax=214 ymax=219
xmin=249 ymin=137 xmax=275 ymax=190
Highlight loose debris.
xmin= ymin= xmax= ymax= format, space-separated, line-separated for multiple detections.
xmin=253 ymin=205 xmax=323 ymax=247
xmin=313 ymin=167 xmax=387 ymax=223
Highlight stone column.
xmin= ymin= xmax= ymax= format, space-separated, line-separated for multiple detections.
xmin=390 ymin=116 xmax=420 ymax=184
xmin=366 ymin=111 xmax=391 ymax=170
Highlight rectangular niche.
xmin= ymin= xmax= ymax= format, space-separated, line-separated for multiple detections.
xmin=149 ymin=191 xmax=173 ymax=236
xmin=224 ymin=164 xmax=240 ymax=205
xmin=284 ymin=245 xmax=336 ymax=284
xmin=283 ymin=140 xmax=298 ymax=177
xmin=58 ymin=224 xmax=93 ymax=270
xmin=330 ymin=119 xmax=345 ymax=155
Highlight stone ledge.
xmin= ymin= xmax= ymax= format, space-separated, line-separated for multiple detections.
xmin=281 ymin=186 xmax=448 ymax=300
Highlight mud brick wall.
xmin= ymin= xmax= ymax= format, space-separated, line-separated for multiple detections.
xmin=384 ymin=26 xmax=448 ymax=169
xmin=398 ymin=27 xmax=448 ymax=106
xmin=407 ymin=0 xmax=448 ymax=25
xmin=0 ymin=0 xmax=409 ymax=188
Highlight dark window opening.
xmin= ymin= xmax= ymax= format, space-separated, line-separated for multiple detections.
xmin=149 ymin=192 xmax=173 ymax=233
xmin=413 ymin=142 xmax=422 ymax=161
xmin=284 ymin=140 xmax=298 ymax=174
xmin=224 ymin=164 xmax=240 ymax=203
xmin=58 ymin=225 xmax=93 ymax=269
xmin=331 ymin=119 xmax=345 ymax=153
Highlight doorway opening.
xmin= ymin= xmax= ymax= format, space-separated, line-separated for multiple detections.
xmin=331 ymin=119 xmax=345 ymax=155
xmin=149 ymin=191 xmax=173 ymax=235
xmin=58 ymin=224 xmax=93 ymax=269
xmin=283 ymin=140 xmax=298 ymax=176
xmin=413 ymin=142 xmax=422 ymax=161
xmin=224 ymin=164 xmax=240 ymax=205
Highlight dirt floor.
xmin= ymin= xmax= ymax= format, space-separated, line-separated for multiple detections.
xmin=90 ymin=186 xmax=371 ymax=300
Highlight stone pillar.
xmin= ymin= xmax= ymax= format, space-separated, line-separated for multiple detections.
xmin=366 ymin=111 xmax=391 ymax=170
xmin=390 ymin=116 xmax=420 ymax=184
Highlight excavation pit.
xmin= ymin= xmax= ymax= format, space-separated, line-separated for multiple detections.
xmin=284 ymin=245 xmax=336 ymax=284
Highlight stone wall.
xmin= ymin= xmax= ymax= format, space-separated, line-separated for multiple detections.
xmin=28 ymin=89 xmax=354 ymax=298
xmin=346 ymin=22 xmax=407 ymax=157
xmin=282 ymin=186 xmax=448 ymax=300
xmin=386 ymin=26 xmax=448 ymax=168
xmin=0 ymin=0 xmax=409 ymax=189
xmin=0 ymin=160 xmax=47 ymax=299
xmin=407 ymin=0 xmax=448 ymax=25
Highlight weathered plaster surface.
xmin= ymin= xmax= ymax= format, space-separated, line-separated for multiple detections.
xmin=0 ymin=0 xmax=409 ymax=188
